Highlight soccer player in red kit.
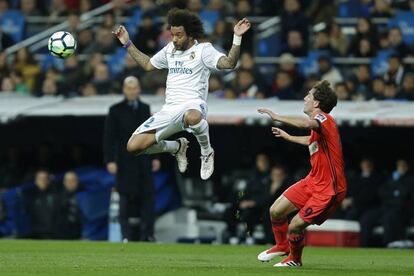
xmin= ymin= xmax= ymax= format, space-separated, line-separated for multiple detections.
xmin=257 ymin=80 xmax=346 ymax=267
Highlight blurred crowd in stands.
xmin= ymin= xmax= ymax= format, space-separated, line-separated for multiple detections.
xmin=1 ymin=0 xmax=414 ymax=100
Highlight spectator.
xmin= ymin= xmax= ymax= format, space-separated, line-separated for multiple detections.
xmin=23 ymin=169 xmax=58 ymax=239
xmin=224 ymin=153 xmax=271 ymax=244
xmin=317 ymin=55 xmax=343 ymax=88
xmin=312 ymin=26 xmax=338 ymax=56
xmin=281 ymin=0 xmax=309 ymax=45
xmin=305 ymin=0 xmax=335 ymax=24
xmin=132 ymin=13 xmax=160 ymax=55
xmin=239 ymin=52 xmax=269 ymax=93
xmin=278 ymin=53 xmax=304 ymax=91
xmin=383 ymin=55 xmax=405 ymax=86
xmin=10 ymin=70 xmax=29 ymax=95
xmin=1 ymin=75 xmax=14 ymax=91
xmin=80 ymin=82 xmax=97 ymax=97
xmin=387 ymin=27 xmax=412 ymax=58
xmin=351 ymin=65 xmax=372 ymax=100
xmin=329 ymin=22 xmax=349 ymax=56
xmin=233 ymin=69 xmax=264 ymax=99
xmin=40 ymin=78 xmax=59 ymax=96
xmin=82 ymin=52 xmax=104 ymax=79
xmin=371 ymin=77 xmax=385 ymax=100
xmin=91 ymin=62 xmax=112 ymax=95
xmin=270 ymin=70 xmax=295 ymax=99
xmin=104 ymin=76 xmax=154 ymax=242
xmin=33 ymin=66 xmax=62 ymax=97
xmin=20 ymin=0 xmax=42 ymax=16
xmin=55 ymin=171 xmax=81 ymax=239
xmin=353 ymin=38 xmax=376 ymax=57
xmin=360 ymin=159 xmax=414 ymax=247
xmin=280 ymin=30 xmax=307 ymax=57
xmin=76 ymin=27 xmax=95 ymax=54
xmin=67 ymin=12 xmax=80 ymax=37
xmin=12 ymin=47 xmax=41 ymax=92
xmin=371 ymin=0 xmax=394 ymax=17
xmin=61 ymin=55 xmax=85 ymax=97
xmin=383 ymin=81 xmax=399 ymax=100
xmin=234 ymin=0 xmax=254 ymax=53
xmin=209 ymin=19 xmax=233 ymax=52
xmin=115 ymin=54 xmax=144 ymax=91
xmin=92 ymin=28 xmax=117 ymax=54
xmin=335 ymin=82 xmax=351 ymax=101
xmin=348 ymin=18 xmax=378 ymax=57
xmin=398 ymin=73 xmax=414 ymax=100
xmin=340 ymin=158 xmax=383 ymax=220
xmin=48 ymin=0 xmax=68 ymax=18
xmin=208 ymin=74 xmax=225 ymax=98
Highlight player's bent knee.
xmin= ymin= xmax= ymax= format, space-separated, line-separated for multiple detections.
xmin=269 ymin=206 xmax=285 ymax=220
xmin=184 ymin=110 xmax=202 ymax=126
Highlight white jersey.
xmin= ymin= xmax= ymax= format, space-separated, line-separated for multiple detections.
xmin=150 ymin=41 xmax=225 ymax=105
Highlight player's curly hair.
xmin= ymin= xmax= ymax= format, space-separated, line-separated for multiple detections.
xmin=313 ymin=80 xmax=337 ymax=113
xmin=166 ymin=8 xmax=205 ymax=39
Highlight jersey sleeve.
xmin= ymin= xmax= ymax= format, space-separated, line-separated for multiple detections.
xmin=201 ymin=43 xmax=226 ymax=70
xmin=150 ymin=44 xmax=169 ymax=69
xmin=314 ymin=113 xmax=334 ymax=134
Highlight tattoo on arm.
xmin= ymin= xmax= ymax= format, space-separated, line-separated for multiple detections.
xmin=217 ymin=44 xmax=241 ymax=70
xmin=127 ymin=44 xmax=154 ymax=71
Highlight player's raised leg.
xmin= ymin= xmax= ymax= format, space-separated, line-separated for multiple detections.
xmin=127 ymin=132 xmax=189 ymax=172
xmin=274 ymin=214 xmax=308 ymax=267
xmin=258 ymin=195 xmax=297 ymax=262
xmin=184 ymin=109 xmax=214 ymax=180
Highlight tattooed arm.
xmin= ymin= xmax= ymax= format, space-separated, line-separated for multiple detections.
xmin=113 ymin=25 xmax=156 ymax=71
xmin=127 ymin=44 xmax=156 ymax=71
xmin=217 ymin=18 xmax=251 ymax=70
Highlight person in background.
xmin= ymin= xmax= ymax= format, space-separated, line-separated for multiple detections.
xmin=104 ymin=76 xmax=154 ymax=242
xmin=24 ymin=169 xmax=58 ymax=239
xmin=55 ymin=171 xmax=81 ymax=240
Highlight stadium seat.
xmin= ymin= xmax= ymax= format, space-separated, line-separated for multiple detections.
xmin=0 ymin=10 xmax=25 ymax=42
xmin=388 ymin=11 xmax=414 ymax=45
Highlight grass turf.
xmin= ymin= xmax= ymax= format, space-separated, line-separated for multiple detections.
xmin=0 ymin=240 xmax=413 ymax=275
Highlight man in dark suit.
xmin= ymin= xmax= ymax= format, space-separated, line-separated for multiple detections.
xmin=104 ymin=76 xmax=154 ymax=242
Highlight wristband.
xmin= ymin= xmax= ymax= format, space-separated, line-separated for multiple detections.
xmin=233 ymin=34 xmax=242 ymax=46
xmin=122 ymin=39 xmax=132 ymax=48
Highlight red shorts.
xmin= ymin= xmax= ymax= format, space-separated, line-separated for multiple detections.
xmin=283 ymin=177 xmax=346 ymax=225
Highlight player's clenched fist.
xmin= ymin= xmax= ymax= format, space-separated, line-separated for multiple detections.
xmin=112 ymin=25 xmax=130 ymax=44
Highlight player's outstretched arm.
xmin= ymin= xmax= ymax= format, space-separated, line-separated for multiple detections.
xmin=272 ymin=127 xmax=310 ymax=146
xmin=258 ymin=108 xmax=319 ymax=130
xmin=217 ymin=18 xmax=251 ymax=70
xmin=112 ymin=25 xmax=156 ymax=72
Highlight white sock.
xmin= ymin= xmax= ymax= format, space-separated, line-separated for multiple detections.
xmin=189 ymin=119 xmax=212 ymax=156
xmin=142 ymin=140 xmax=179 ymax=155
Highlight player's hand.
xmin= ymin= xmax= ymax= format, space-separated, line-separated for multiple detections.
xmin=272 ymin=127 xmax=290 ymax=140
xmin=234 ymin=18 xmax=251 ymax=36
xmin=112 ymin=25 xmax=130 ymax=45
xmin=107 ymin=162 xmax=118 ymax=175
xmin=257 ymin=108 xmax=277 ymax=121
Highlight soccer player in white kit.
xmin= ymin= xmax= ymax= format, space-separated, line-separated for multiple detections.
xmin=113 ymin=8 xmax=250 ymax=180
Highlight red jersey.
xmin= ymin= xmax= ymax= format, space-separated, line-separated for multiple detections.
xmin=307 ymin=112 xmax=346 ymax=195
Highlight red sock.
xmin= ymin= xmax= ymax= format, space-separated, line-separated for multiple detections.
xmin=271 ymin=217 xmax=288 ymax=247
xmin=288 ymin=231 xmax=305 ymax=261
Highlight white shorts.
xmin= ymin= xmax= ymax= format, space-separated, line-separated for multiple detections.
xmin=133 ymin=99 xmax=208 ymax=142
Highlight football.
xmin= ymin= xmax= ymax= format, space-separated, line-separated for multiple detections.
xmin=48 ymin=31 xmax=76 ymax=58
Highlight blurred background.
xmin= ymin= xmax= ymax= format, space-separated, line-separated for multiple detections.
xmin=0 ymin=0 xmax=414 ymax=248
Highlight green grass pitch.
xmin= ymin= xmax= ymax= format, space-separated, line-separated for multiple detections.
xmin=1 ymin=240 xmax=413 ymax=275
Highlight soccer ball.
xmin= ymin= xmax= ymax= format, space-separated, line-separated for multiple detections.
xmin=48 ymin=31 xmax=76 ymax=58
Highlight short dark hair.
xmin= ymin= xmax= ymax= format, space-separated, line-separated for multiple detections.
xmin=313 ymin=80 xmax=337 ymax=113
xmin=166 ymin=8 xmax=204 ymax=39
